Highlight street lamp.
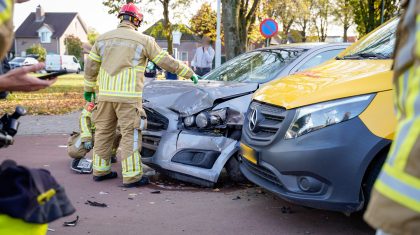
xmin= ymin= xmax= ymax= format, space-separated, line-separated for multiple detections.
xmin=215 ymin=0 xmax=222 ymax=68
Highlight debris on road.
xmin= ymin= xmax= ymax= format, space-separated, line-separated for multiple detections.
xmin=151 ymin=190 xmax=161 ymax=194
xmin=85 ymin=200 xmax=108 ymax=208
xmin=149 ymin=202 xmax=155 ymax=205
xmin=232 ymin=196 xmax=241 ymax=200
xmin=63 ymin=216 xmax=79 ymax=227
xmin=47 ymin=228 xmax=55 ymax=232
xmin=281 ymin=206 xmax=293 ymax=214
xmin=213 ymin=188 xmax=220 ymax=192
xmin=99 ymin=191 xmax=109 ymax=195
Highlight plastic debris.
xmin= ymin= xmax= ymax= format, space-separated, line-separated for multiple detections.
xmin=99 ymin=191 xmax=109 ymax=195
xmin=151 ymin=190 xmax=161 ymax=194
xmin=232 ymin=196 xmax=241 ymax=200
xmin=63 ymin=216 xmax=79 ymax=227
xmin=281 ymin=206 xmax=293 ymax=214
xmin=85 ymin=200 xmax=107 ymax=208
xmin=213 ymin=188 xmax=220 ymax=192
xmin=47 ymin=228 xmax=55 ymax=232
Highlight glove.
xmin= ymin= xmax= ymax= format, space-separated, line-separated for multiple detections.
xmin=83 ymin=141 xmax=93 ymax=150
xmin=190 ymin=74 xmax=200 ymax=85
xmin=84 ymin=92 xmax=95 ymax=102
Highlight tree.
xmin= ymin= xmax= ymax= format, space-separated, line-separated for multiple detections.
xmin=295 ymin=0 xmax=315 ymax=42
xmin=65 ymin=35 xmax=83 ymax=59
xmin=103 ymin=0 xmax=190 ymax=56
xmin=87 ymin=28 xmax=99 ymax=46
xmin=332 ymin=0 xmax=354 ymax=42
xmin=312 ymin=0 xmax=330 ymax=42
xmin=190 ymin=3 xmax=218 ymax=42
xmin=350 ymin=0 xmax=399 ymax=36
xmin=262 ymin=0 xmax=297 ymax=43
xmin=222 ymin=0 xmax=261 ymax=59
xmin=26 ymin=44 xmax=47 ymax=62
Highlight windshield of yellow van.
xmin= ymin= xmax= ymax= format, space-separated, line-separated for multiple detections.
xmin=203 ymin=49 xmax=307 ymax=83
xmin=338 ymin=18 xmax=398 ymax=60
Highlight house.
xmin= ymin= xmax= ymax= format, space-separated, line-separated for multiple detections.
xmin=143 ymin=20 xmax=200 ymax=66
xmin=14 ymin=5 xmax=89 ymax=57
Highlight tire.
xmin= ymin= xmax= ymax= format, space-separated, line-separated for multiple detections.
xmin=225 ymin=155 xmax=246 ymax=183
xmin=362 ymin=150 xmax=388 ymax=208
xmin=76 ymin=69 xmax=80 ymax=74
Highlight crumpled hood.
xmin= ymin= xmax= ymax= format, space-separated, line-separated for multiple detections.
xmin=143 ymin=80 xmax=258 ymax=116
xmin=254 ymin=60 xmax=394 ymax=109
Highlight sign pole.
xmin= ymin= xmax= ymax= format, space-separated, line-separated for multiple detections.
xmin=215 ymin=0 xmax=222 ymax=68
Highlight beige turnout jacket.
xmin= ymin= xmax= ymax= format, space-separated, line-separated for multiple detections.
xmin=84 ymin=22 xmax=194 ymax=103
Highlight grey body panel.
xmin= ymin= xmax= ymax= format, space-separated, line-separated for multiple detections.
xmin=142 ymin=43 xmax=350 ymax=186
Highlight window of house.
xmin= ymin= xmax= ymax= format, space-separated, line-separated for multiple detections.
xmin=38 ymin=28 xmax=51 ymax=43
xmin=180 ymin=51 xmax=188 ymax=62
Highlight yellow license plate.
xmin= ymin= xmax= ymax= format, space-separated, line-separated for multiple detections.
xmin=240 ymin=143 xmax=257 ymax=165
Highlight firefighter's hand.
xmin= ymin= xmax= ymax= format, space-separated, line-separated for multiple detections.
xmin=0 ymin=63 xmax=57 ymax=92
xmin=83 ymin=141 xmax=93 ymax=150
xmin=84 ymin=92 xmax=96 ymax=102
xmin=190 ymin=74 xmax=200 ymax=85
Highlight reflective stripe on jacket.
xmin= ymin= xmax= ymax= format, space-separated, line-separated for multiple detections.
xmin=79 ymin=108 xmax=93 ymax=142
xmin=84 ymin=22 xmax=194 ymax=103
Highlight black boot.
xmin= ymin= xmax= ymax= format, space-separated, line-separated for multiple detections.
xmin=93 ymin=172 xmax=118 ymax=182
xmin=123 ymin=176 xmax=150 ymax=188
xmin=111 ymin=156 xmax=117 ymax=164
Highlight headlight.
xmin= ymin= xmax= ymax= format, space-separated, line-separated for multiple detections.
xmin=187 ymin=108 xmax=227 ymax=129
xmin=183 ymin=115 xmax=195 ymax=127
xmin=284 ymin=94 xmax=374 ymax=139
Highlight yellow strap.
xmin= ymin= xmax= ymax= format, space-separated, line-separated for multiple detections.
xmin=84 ymin=79 xmax=96 ymax=87
xmin=152 ymin=51 xmax=167 ymax=64
xmin=37 ymin=188 xmax=56 ymax=205
xmin=88 ymin=51 xmax=101 ymax=63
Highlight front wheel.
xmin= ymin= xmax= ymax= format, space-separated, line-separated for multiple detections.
xmin=225 ymin=155 xmax=246 ymax=183
xmin=76 ymin=68 xmax=81 ymax=74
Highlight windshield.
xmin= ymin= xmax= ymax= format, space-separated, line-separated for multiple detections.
xmin=203 ymin=49 xmax=307 ymax=83
xmin=339 ymin=18 xmax=398 ymax=60
xmin=11 ymin=58 xmax=25 ymax=63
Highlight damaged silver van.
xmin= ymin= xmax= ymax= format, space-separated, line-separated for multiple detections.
xmin=141 ymin=43 xmax=349 ymax=187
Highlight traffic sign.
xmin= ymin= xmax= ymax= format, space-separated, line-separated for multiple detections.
xmin=260 ymin=19 xmax=278 ymax=38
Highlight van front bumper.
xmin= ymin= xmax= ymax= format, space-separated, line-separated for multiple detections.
xmin=239 ymin=117 xmax=390 ymax=213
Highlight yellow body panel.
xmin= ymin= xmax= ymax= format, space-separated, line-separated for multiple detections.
xmin=254 ymin=59 xmax=393 ymax=109
xmin=359 ymin=90 xmax=397 ymax=140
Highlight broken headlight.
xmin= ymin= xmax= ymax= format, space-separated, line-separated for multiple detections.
xmin=184 ymin=108 xmax=227 ymax=129
xmin=284 ymin=94 xmax=374 ymax=139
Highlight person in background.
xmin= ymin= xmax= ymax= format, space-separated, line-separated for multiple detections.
xmin=191 ymin=36 xmax=215 ymax=76
xmin=364 ymin=2 xmax=420 ymax=234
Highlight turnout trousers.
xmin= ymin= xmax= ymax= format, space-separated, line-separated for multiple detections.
xmin=92 ymin=101 xmax=143 ymax=184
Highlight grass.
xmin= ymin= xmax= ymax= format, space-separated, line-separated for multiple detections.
xmin=0 ymin=74 xmax=85 ymax=115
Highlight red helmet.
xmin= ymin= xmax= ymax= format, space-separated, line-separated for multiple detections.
xmin=118 ymin=3 xmax=143 ymax=27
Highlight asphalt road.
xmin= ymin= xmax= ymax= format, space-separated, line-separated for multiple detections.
xmin=0 ymin=134 xmax=374 ymax=235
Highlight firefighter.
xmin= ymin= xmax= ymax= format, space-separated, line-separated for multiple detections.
xmin=68 ymin=101 xmax=121 ymax=162
xmin=364 ymin=2 xmax=420 ymax=234
xmin=84 ymin=3 xmax=198 ymax=187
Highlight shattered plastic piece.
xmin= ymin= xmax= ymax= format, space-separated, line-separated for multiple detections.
xmin=99 ymin=191 xmax=109 ymax=195
xmin=213 ymin=188 xmax=220 ymax=192
xmin=151 ymin=190 xmax=161 ymax=194
xmin=232 ymin=196 xmax=241 ymax=200
xmin=85 ymin=200 xmax=107 ymax=208
xmin=47 ymin=228 xmax=55 ymax=232
xmin=129 ymin=193 xmax=138 ymax=197
xmin=63 ymin=216 xmax=79 ymax=227
xmin=281 ymin=206 xmax=293 ymax=214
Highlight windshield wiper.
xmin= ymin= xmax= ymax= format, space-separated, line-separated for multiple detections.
xmin=339 ymin=52 xmax=388 ymax=60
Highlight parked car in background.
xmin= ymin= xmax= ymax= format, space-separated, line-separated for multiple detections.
xmin=45 ymin=55 xmax=81 ymax=73
xmin=239 ymin=18 xmax=398 ymax=214
xmin=142 ymin=43 xmax=350 ymax=187
xmin=8 ymin=57 xmax=39 ymax=69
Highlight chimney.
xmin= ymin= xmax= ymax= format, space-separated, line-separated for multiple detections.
xmin=35 ymin=5 xmax=45 ymax=22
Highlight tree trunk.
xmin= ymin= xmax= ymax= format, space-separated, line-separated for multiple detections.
xmin=222 ymin=0 xmax=241 ymax=60
xmin=343 ymin=25 xmax=348 ymax=42
xmin=162 ymin=0 xmax=173 ymax=56
xmin=301 ymin=21 xmax=307 ymax=42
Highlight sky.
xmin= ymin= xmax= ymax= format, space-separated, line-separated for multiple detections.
xmin=13 ymin=0 xmax=211 ymax=33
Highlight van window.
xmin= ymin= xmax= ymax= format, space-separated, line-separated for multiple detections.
xmin=73 ymin=57 xmax=78 ymax=63
xmin=339 ymin=18 xmax=398 ymax=60
xmin=297 ymin=49 xmax=344 ymax=72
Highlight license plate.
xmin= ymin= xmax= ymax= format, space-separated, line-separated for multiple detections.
xmin=240 ymin=143 xmax=258 ymax=165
